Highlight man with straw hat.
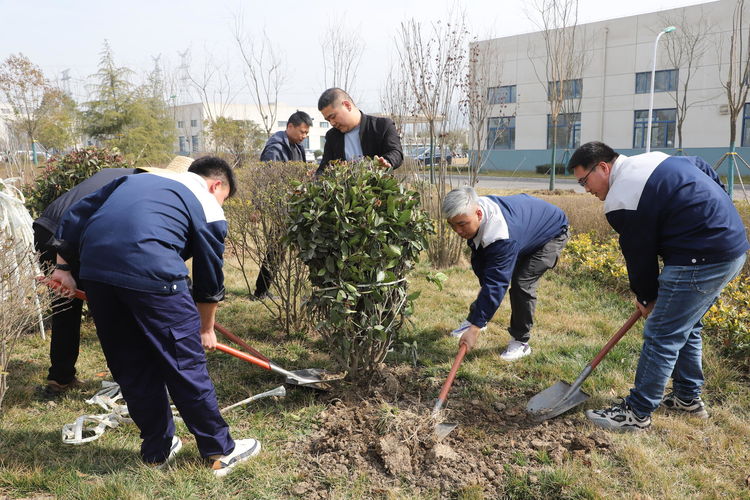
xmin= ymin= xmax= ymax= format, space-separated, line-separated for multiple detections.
xmin=34 ymin=156 xmax=193 ymax=396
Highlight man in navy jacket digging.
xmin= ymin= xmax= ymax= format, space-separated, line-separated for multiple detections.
xmin=50 ymin=157 xmax=261 ymax=476
xmin=443 ymin=187 xmax=569 ymax=361
xmin=569 ymin=141 xmax=748 ymax=431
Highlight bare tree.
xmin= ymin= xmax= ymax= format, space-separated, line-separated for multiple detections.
xmin=379 ymin=64 xmax=415 ymax=139
xmin=182 ymin=48 xmax=237 ymax=128
xmin=528 ymin=0 xmax=585 ymax=190
xmin=660 ymin=8 xmax=711 ymax=150
xmin=718 ymin=0 xmax=750 ymax=196
xmin=396 ymin=8 xmax=469 ymax=268
xmin=461 ymin=39 xmax=508 ymax=186
xmin=0 ymin=54 xmax=55 ymax=165
xmin=233 ymin=20 xmax=286 ymax=138
xmin=320 ymin=21 xmax=365 ymax=97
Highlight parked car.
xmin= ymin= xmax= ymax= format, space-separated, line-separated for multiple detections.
xmin=412 ymin=146 xmax=452 ymax=166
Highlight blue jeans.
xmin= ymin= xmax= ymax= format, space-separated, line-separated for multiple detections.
xmin=626 ymin=254 xmax=746 ymax=417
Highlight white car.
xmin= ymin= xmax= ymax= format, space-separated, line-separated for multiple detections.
xmin=304 ymin=149 xmax=319 ymax=164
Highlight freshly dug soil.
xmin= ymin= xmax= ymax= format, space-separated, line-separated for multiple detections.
xmin=285 ymin=365 xmax=613 ymax=498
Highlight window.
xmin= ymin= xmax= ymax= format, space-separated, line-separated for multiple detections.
xmin=320 ymin=137 xmax=326 ymax=149
xmin=547 ymin=113 xmax=581 ymax=149
xmin=548 ymin=79 xmax=582 ymax=100
xmin=178 ymin=136 xmax=187 ymax=152
xmin=742 ymin=103 xmax=750 ymax=147
xmin=191 ymin=135 xmax=199 ymax=153
xmin=487 ymin=116 xmax=515 ymax=149
xmin=278 ymin=121 xmax=288 ymax=127
xmin=302 ymin=137 xmax=310 ymax=149
xmin=320 ymin=122 xmax=329 ymax=128
xmin=488 ymin=85 xmax=516 ymax=105
xmin=190 ymin=119 xmax=198 ymax=128
xmin=633 ymin=108 xmax=676 ymax=148
xmin=177 ymin=121 xmax=184 ymax=128
xmin=635 ymin=69 xmax=678 ymax=94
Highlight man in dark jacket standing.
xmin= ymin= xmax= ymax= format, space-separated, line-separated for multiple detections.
xmin=443 ymin=187 xmax=569 ymax=361
xmin=569 ymin=142 xmax=748 ymax=431
xmin=316 ymin=88 xmax=403 ymax=174
xmin=259 ymin=111 xmax=312 ymax=162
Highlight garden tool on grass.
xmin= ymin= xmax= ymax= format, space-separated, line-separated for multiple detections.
xmin=526 ymin=309 xmax=642 ymax=421
xmin=431 ymin=343 xmax=468 ymax=440
xmin=42 ymin=278 xmax=341 ymax=391
xmin=220 ymin=385 xmax=286 ymax=413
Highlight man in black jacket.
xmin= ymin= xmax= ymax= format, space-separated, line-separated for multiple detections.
xmin=259 ymin=111 xmax=311 ymax=162
xmin=316 ymin=88 xmax=403 ymax=174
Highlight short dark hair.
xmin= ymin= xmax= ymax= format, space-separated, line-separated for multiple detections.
xmin=317 ymin=87 xmax=354 ymax=111
xmin=189 ymin=156 xmax=237 ymax=198
xmin=288 ymin=110 xmax=313 ymax=127
xmin=567 ymin=141 xmax=619 ymax=173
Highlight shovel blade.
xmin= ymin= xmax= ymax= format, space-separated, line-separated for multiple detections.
xmin=285 ymin=368 xmax=343 ymax=391
xmin=435 ymin=422 xmax=458 ymax=440
xmin=526 ymin=381 xmax=590 ymax=421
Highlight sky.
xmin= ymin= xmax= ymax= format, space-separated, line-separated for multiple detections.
xmin=0 ymin=0 xmax=711 ymax=111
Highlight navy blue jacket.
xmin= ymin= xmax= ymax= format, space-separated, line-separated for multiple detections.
xmin=54 ymin=172 xmax=228 ymax=303
xmin=260 ymin=131 xmax=305 ymax=162
xmin=605 ymin=152 xmax=749 ymax=305
xmin=34 ymin=168 xmax=138 ymax=237
xmin=468 ymin=194 xmax=568 ymax=328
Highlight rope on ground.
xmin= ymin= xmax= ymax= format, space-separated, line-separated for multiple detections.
xmin=61 ymin=380 xmax=181 ymax=445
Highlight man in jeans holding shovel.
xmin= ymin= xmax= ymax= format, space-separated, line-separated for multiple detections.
xmin=569 ymin=141 xmax=748 ymax=431
xmin=443 ymin=186 xmax=569 ymax=361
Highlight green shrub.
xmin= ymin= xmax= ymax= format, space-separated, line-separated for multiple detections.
xmin=287 ymin=159 xmax=433 ymax=381
xmin=23 ymin=147 xmax=131 ymax=218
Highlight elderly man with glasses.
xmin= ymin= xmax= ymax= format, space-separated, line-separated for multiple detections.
xmin=568 ymin=141 xmax=748 ymax=431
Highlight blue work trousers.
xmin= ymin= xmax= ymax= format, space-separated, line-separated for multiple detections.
xmin=82 ymin=280 xmax=234 ymax=463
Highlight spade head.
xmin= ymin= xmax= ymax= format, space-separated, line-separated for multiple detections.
xmin=285 ymin=368 xmax=344 ymax=391
xmin=526 ymin=380 xmax=590 ymax=422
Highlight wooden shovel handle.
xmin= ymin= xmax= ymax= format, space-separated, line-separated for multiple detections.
xmin=214 ymin=322 xmax=270 ymax=362
xmin=436 ymin=343 xmax=468 ymax=407
xmin=216 ymin=342 xmax=272 ymax=371
xmin=589 ymin=309 xmax=642 ymax=370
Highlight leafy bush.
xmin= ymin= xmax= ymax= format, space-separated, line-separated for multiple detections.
xmin=23 ymin=147 xmax=131 ymax=218
xmin=224 ymin=161 xmax=312 ymax=334
xmin=564 ymin=233 xmax=629 ymax=293
xmin=287 ymin=159 xmax=433 ymax=381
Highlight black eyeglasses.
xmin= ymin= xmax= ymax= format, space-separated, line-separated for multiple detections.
xmin=577 ymin=165 xmax=597 ymax=187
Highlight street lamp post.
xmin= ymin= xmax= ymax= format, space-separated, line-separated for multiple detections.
xmin=645 ymin=26 xmax=677 ymax=153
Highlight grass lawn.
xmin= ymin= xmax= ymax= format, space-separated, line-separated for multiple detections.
xmin=1 ymin=193 xmax=749 ymax=499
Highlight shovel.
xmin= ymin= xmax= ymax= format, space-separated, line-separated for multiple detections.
xmin=526 ymin=309 xmax=642 ymax=421
xmin=431 ymin=343 xmax=468 ymax=439
xmin=41 ymin=278 xmax=341 ymax=391
xmin=215 ymin=342 xmax=341 ymax=391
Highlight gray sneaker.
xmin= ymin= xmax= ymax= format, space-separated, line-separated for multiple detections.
xmin=660 ymin=392 xmax=709 ymax=419
xmin=151 ymin=436 xmax=182 ymax=469
xmin=210 ymin=438 xmax=261 ymax=477
xmin=585 ymin=399 xmax=651 ymax=432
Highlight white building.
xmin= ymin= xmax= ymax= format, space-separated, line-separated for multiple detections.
xmin=474 ymin=0 xmax=748 ymax=171
xmin=172 ymin=102 xmax=330 ymax=157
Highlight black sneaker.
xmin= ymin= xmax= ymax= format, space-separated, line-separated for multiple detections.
xmin=660 ymin=392 xmax=709 ymax=419
xmin=585 ymin=399 xmax=651 ymax=431
xmin=251 ymin=291 xmax=275 ymax=301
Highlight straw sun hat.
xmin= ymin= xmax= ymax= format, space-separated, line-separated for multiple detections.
xmin=137 ymin=155 xmax=194 ymax=174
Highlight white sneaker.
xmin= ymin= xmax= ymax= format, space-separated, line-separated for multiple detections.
xmin=152 ymin=435 xmax=182 ymax=469
xmin=450 ymin=320 xmax=487 ymax=338
xmin=500 ymin=340 xmax=532 ymax=361
xmin=210 ymin=438 xmax=261 ymax=477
